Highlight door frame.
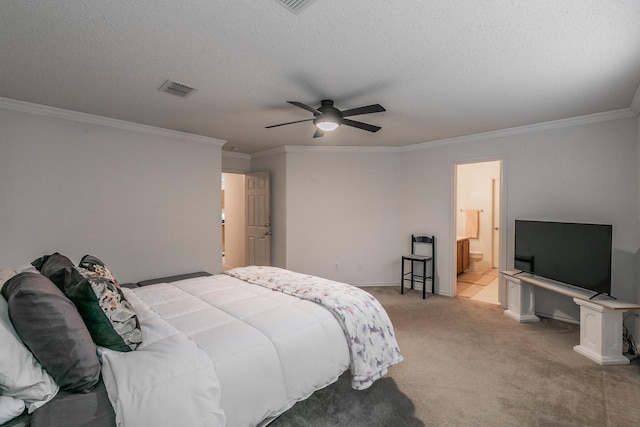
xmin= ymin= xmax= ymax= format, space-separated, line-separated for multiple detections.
xmin=451 ymin=155 xmax=508 ymax=307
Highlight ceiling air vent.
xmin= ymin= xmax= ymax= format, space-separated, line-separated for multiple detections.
xmin=275 ymin=0 xmax=317 ymax=14
xmin=159 ymin=80 xmax=195 ymax=98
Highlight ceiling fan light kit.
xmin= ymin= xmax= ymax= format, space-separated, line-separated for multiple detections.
xmin=266 ymin=99 xmax=385 ymax=138
xmin=314 ymin=119 xmax=339 ymax=132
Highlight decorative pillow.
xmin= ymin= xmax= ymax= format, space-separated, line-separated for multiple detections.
xmin=78 ymin=255 xmax=120 ymax=287
xmin=0 ymin=297 xmax=58 ymax=412
xmin=65 ymin=266 xmax=141 ymax=352
xmin=31 ymin=253 xmax=75 ymax=290
xmin=0 ymin=396 xmax=26 ymax=424
xmin=1 ymin=273 xmax=101 ymax=393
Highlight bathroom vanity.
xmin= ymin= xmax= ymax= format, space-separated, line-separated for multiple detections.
xmin=456 ymin=237 xmax=470 ymax=274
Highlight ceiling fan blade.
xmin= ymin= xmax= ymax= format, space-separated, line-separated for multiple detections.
xmin=340 ymin=104 xmax=386 ymax=117
xmin=312 ymin=128 xmax=324 ymax=138
xmin=342 ymin=118 xmax=381 ymax=133
xmin=265 ymin=118 xmax=314 ymax=128
xmin=287 ymin=101 xmax=320 ymax=116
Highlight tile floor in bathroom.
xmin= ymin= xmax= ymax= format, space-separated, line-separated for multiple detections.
xmin=457 ymin=268 xmax=499 ymax=305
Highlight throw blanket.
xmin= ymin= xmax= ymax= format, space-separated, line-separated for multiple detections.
xmin=225 ymin=266 xmax=403 ymax=390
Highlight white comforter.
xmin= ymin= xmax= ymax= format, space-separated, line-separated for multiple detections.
xmin=226 ymin=266 xmax=404 ymax=390
xmin=101 ymin=273 xmax=351 ymax=427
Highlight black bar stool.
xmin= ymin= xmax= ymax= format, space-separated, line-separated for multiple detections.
xmin=401 ymin=235 xmax=435 ymax=299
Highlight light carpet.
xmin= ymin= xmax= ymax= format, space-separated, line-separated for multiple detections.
xmin=272 ymin=286 xmax=640 ymax=426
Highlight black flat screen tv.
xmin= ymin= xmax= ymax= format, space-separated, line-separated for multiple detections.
xmin=514 ymin=220 xmax=612 ymax=296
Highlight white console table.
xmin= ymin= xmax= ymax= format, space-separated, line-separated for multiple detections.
xmin=501 ymin=270 xmax=640 ymax=365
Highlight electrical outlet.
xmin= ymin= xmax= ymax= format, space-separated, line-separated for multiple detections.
xmin=334 ymin=263 xmax=340 ymax=271
xmin=357 ymin=263 xmax=363 ymax=271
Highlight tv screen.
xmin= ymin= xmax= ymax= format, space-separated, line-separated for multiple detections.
xmin=514 ymin=220 xmax=612 ymax=296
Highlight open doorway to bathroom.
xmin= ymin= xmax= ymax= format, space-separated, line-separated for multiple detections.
xmin=454 ymin=160 xmax=502 ymax=305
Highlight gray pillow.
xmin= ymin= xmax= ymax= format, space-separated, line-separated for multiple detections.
xmin=31 ymin=253 xmax=75 ymax=291
xmin=1 ymin=273 xmax=101 ymax=393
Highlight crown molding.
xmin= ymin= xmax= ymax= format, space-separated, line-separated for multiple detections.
xmin=249 ymin=146 xmax=287 ymax=159
xmin=283 ymin=145 xmax=400 ymax=154
xmin=221 ymin=150 xmax=251 ymax=160
xmin=5 ymin=96 xmax=631 ymax=154
xmin=401 ymin=108 xmax=636 ymax=152
xmin=0 ymin=97 xmax=227 ymax=147
xmin=251 ymin=108 xmax=635 ymax=158
xmin=250 ymin=145 xmax=400 ymax=159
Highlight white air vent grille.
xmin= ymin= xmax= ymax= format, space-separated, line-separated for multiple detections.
xmin=275 ymin=0 xmax=317 ymax=14
xmin=159 ymin=80 xmax=195 ymax=97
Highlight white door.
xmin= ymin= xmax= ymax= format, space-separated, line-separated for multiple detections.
xmin=246 ymin=171 xmax=271 ymax=266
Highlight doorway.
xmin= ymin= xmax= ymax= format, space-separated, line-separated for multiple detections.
xmin=221 ymin=171 xmax=272 ymax=270
xmin=222 ymin=172 xmax=246 ymax=270
xmin=454 ymin=160 xmax=502 ymax=305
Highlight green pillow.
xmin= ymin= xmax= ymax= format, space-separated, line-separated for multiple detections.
xmin=65 ymin=267 xmax=142 ymax=352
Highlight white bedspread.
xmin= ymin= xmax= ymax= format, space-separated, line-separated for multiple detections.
xmin=100 ymin=289 xmax=225 ymax=427
xmin=225 ymin=266 xmax=403 ymax=390
xmin=101 ymin=273 xmax=350 ymax=427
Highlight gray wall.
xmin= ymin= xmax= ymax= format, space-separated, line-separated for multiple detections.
xmin=276 ymin=111 xmax=639 ymax=323
xmin=400 ymin=112 xmax=638 ymax=320
xmin=5 ymin=98 xmax=636 ymax=326
xmin=0 ymin=102 xmax=224 ymax=283
xmin=284 ymin=148 xmax=402 ymax=285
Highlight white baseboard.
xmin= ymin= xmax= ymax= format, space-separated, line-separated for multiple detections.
xmin=355 ymin=282 xmax=397 ymax=287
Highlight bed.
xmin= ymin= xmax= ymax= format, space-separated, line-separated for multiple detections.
xmin=0 ymin=255 xmax=402 ymax=427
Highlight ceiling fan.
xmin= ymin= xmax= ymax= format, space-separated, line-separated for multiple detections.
xmin=266 ymin=99 xmax=385 ymax=138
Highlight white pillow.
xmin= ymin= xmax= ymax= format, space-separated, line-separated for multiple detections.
xmin=0 ymin=395 xmax=26 ymax=424
xmin=0 ymin=269 xmax=16 ymax=290
xmin=0 ymin=297 xmax=59 ymax=412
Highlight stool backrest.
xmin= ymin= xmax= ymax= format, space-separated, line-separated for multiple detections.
xmin=412 ymin=235 xmax=434 ymax=257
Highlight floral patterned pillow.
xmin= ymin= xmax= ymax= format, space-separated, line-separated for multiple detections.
xmin=78 ymin=255 xmax=120 ymax=287
xmin=64 ymin=257 xmax=142 ymax=352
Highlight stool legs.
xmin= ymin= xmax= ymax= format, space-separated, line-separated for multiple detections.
xmin=401 ymin=257 xmax=431 ymax=299
xmin=401 ymin=257 xmax=405 ymax=294
xmin=422 ymin=259 xmax=426 ymax=299
xmin=410 ymin=260 xmax=415 ymax=290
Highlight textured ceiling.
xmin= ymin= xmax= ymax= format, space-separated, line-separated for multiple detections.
xmin=1 ymin=1 xmax=639 ymax=154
